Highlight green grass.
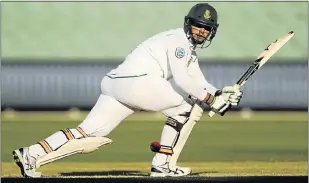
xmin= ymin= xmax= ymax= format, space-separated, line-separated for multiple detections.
xmin=1 ymin=111 xmax=308 ymax=177
xmin=2 ymin=161 xmax=307 ymax=177
xmin=2 ymin=111 xmax=307 ymax=163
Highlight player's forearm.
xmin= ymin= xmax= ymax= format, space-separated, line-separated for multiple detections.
xmin=173 ymin=75 xmax=209 ymax=101
xmin=187 ymin=62 xmax=218 ymax=96
xmin=203 ymin=82 xmax=218 ymax=96
xmin=171 ymin=66 xmax=218 ymax=100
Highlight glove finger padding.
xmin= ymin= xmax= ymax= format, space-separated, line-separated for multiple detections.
xmin=222 ymin=86 xmax=243 ymax=96
xmin=222 ymin=86 xmax=237 ymax=94
xmin=229 ymin=91 xmax=243 ymax=101
xmin=229 ymin=98 xmax=239 ymax=103
xmin=229 ymin=96 xmax=241 ymax=106
xmin=234 ymin=91 xmax=243 ymax=97
xmin=229 ymin=95 xmax=242 ymax=99
xmin=229 ymin=102 xmax=239 ymax=106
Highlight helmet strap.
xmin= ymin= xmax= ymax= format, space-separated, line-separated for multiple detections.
xmin=201 ymin=40 xmax=212 ymax=48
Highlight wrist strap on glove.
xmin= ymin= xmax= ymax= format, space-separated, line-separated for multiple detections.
xmin=203 ymin=90 xmax=222 ymax=106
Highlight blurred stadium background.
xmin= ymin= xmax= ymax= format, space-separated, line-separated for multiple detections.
xmin=1 ymin=2 xmax=308 ymax=177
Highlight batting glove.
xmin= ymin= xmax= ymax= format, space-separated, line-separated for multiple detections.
xmin=221 ymin=86 xmax=243 ymax=106
xmin=202 ymin=90 xmax=231 ymax=116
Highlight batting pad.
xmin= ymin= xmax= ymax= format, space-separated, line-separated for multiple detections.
xmin=168 ymin=103 xmax=203 ymax=170
xmin=36 ymin=137 xmax=113 ymax=167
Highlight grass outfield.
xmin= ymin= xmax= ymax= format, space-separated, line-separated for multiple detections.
xmin=1 ymin=111 xmax=308 ymax=177
xmin=2 ymin=162 xmax=307 ymax=177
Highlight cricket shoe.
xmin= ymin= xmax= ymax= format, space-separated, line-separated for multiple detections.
xmin=150 ymin=163 xmax=192 ymax=177
xmin=12 ymin=147 xmax=42 ymax=178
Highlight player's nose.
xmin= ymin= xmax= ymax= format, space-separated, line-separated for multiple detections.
xmin=200 ymin=29 xmax=209 ymax=37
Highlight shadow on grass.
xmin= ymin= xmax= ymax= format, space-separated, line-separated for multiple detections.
xmin=60 ymin=170 xmax=218 ymax=177
xmin=60 ymin=170 xmax=149 ymax=177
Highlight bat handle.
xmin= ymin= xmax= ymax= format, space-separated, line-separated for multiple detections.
xmin=208 ymin=84 xmax=241 ymax=117
xmin=233 ymin=84 xmax=241 ymax=90
xmin=208 ymin=110 xmax=216 ymax=117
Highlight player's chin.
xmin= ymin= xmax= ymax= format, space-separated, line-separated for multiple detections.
xmin=193 ymin=35 xmax=206 ymax=43
xmin=194 ymin=38 xmax=206 ymax=44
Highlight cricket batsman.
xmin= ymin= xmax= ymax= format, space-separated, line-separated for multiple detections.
xmin=13 ymin=3 xmax=243 ymax=178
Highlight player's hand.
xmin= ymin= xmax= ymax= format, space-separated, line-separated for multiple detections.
xmin=205 ymin=90 xmax=231 ymax=116
xmin=222 ymin=86 xmax=243 ymax=106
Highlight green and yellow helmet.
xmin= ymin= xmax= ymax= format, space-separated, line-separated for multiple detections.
xmin=184 ymin=3 xmax=219 ymax=47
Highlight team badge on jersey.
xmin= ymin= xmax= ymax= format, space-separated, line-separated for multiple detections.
xmin=175 ymin=47 xmax=185 ymax=59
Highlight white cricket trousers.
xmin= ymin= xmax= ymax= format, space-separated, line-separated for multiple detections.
xmin=78 ymin=74 xmax=192 ymax=137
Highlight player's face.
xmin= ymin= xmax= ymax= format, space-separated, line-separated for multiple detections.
xmin=191 ymin=25 xmax=210 ymax=43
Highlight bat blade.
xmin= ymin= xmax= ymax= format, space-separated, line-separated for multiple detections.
xmin=256 ymin=31 xmax=294 ymax=69
xmin=208 ymin=31 xmax=295 ymax=117
xmin=236 ymin=31 xmax=294 ymax=87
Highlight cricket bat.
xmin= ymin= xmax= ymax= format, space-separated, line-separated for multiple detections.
xmin=208 ymin=31 xmax=295 ymax=117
